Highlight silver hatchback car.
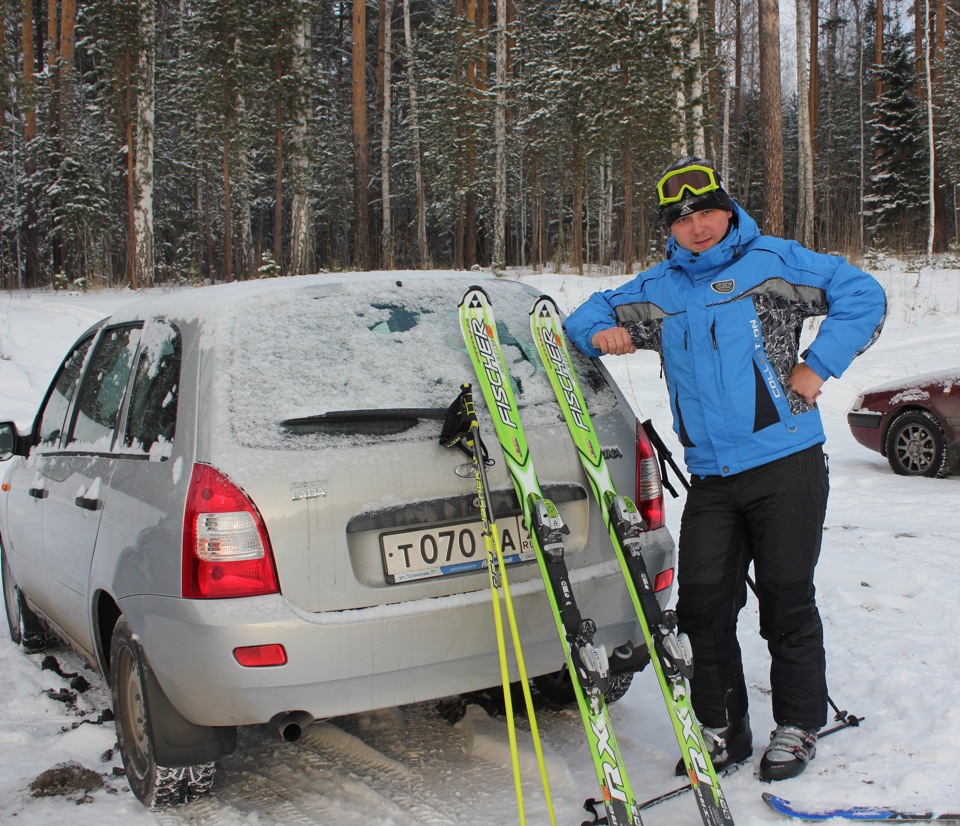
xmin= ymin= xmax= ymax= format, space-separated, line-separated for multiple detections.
xmin=0 ymin=273 xmax=675 ymax=808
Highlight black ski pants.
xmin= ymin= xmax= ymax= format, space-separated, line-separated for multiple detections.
xmin=675 ymin=444 xmax=830 ymax=732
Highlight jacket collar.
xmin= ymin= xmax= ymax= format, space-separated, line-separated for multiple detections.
xmin=665 ymin=203 xmax=760 ymax=283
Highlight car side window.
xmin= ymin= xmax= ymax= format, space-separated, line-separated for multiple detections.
xmin=124 ymin=323 xmax=182 ymax=457
xmin=37 ymin=334 xmax=97 ymax=447
xmin=67 ymin=325 xmax=142 ymax=450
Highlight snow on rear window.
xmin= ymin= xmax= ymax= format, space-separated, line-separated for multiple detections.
xmin=224 ymin=276 xmax=616 ymax=449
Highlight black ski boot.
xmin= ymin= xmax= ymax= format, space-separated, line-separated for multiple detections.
xmin=759 ymin=725 xmax=817 ymax=781
xmin=675 ymin=715 xmax=753 ymax=776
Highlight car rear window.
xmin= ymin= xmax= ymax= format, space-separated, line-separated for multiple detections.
xmin=223 ymin=277 xmax=617 ymax=449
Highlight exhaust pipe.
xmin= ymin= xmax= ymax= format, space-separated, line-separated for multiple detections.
xmin=275 ymin=711 xmax=315 ymax=742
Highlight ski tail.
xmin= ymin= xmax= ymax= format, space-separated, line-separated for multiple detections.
xmin=459 ymin=285 xmax=643 ymax=826
xmin=530 ymin=294 xmax=735 ymax=826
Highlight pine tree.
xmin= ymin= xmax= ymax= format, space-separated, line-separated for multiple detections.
xmin=863 ymin=29 xmax=928 ymax=247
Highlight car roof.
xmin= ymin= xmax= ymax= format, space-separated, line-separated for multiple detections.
xmin=108 ymin=272 xmax=524 ymax=326
xmin=863 ymin=368 xmax=960 ymax=395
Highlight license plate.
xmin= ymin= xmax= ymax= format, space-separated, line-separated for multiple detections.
xmin=381 ymin=516 xmax=534 ymax=583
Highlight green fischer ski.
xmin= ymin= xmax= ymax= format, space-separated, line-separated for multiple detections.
xmin=530 ymin=294 xmax=735 ymax=826
xmin=459 ymin=286 xmax=644 ymax=826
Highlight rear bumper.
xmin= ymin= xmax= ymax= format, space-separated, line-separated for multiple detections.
xmin=119 ymin=536 xmax=673 ymax=726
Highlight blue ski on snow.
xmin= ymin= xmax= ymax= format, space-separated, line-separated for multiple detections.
xmin=762 ymin=793 xmax=960 ymax=822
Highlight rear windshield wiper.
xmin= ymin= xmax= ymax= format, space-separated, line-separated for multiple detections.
xmin=281 ymin=408 xmax=448 ymax=437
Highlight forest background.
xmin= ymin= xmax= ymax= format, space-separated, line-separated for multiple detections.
xmin=2 ymin=0 xmax=959 ymax=292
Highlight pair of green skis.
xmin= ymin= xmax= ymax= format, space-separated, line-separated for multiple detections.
xmin=457 ymin=286 xmax=735 ymax=826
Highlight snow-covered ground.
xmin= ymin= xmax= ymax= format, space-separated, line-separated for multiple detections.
xmin=1 ymin=260 xmax=959 ymax=825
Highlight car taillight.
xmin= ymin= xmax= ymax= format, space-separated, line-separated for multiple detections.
xmin=635 ymin=420 xmax=666 ymax=531
xmin=182 ymin=463 xmax=279 ymax=599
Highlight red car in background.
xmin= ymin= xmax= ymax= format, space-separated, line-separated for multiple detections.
xmin=847 ymin=369 xmax=960 ymax=478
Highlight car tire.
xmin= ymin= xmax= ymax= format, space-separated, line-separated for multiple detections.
xmin=2 ymin=544 xmax=57 ymax=653
xmin=884 ymin=410 xmax=949 ymax=478
xmin=110 ymin=618 xmax=216 ymax=808
xmin=532 ymin=667 xmax=634 ymax=708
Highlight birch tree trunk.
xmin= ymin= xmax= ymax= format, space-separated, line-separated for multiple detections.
xmin=603 ymin=155 xmax=613 ymax=264
xmin=380 ymin=0 xmax=395 ymax=269
xmin=463 ymin=0 xmax=479 ymax=269
xmin=124 ymin=46 xmax=137 ymax=289
xmin=273 ymin=18 xmax=284 ymax=275
xmin=402 ymin=0 xmax=428 ymax=268
xmin=688 ymin=0 xmax=705 ymax=156
xmin=622 ymin=141 xmax=634 ymax=272
xmin=758 ymin=0 xmax=784 ymax=235
xmin=809 ymin=0 xmax=819 ymax=150
xmin=492 ymin=0 xmax=507 ymax=271
xmin=290 ymin=13 xmax=312 ymax=275
xmin=670 ymin=14 xmax=687 ymax=156
xmin=134 ymin=0 xmax=155 ymax=288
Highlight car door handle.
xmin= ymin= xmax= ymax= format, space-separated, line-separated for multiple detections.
xmin=74 ymin=477 xmax=104 ymax=511
xmin=28 ymin=486 xmax=49 ymax=499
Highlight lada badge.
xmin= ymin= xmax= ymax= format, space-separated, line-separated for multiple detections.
xmin=290 ymin=481 xmax=327 ymax=501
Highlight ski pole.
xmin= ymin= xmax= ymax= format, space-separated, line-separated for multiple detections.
xmin=442 ymin=385 xmax=557 ymax=826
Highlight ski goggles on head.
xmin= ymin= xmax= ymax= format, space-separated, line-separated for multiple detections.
xmin=656 ymin=164 xmax=721 ymax=206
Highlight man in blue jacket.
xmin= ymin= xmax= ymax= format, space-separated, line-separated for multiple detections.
xmin=565 ymin=157 xmax=886 ymax=782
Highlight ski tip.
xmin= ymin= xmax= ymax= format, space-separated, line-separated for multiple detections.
xmin=762 ymin=794 xmax=809 ymax=818
xmin=530 ymin=294 xmax=560 ymax=316
xmin=458 ymin=285 xmax=491 ymax=310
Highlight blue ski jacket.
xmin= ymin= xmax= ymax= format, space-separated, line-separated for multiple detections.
xmin=564 ymin=204 xmax=887 ymax=477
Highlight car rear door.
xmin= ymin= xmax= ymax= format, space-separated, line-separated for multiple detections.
xmin=40 ymin=324 xmax=141 ymax=652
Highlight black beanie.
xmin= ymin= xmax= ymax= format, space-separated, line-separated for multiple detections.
xmin=658 ymin=156 xmax=736 ymax=228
